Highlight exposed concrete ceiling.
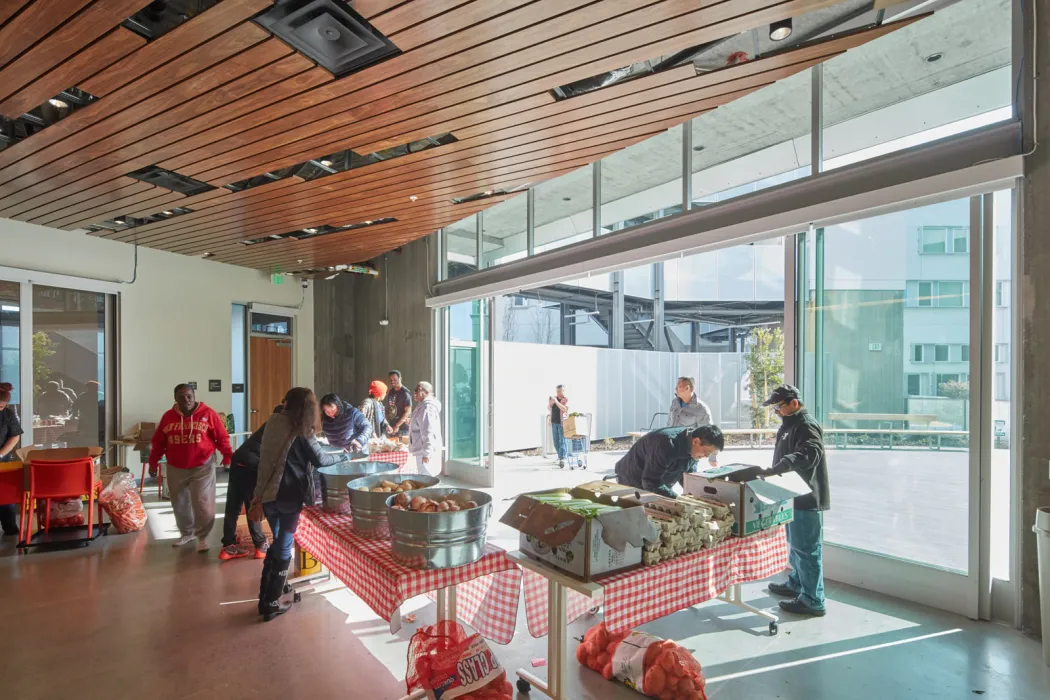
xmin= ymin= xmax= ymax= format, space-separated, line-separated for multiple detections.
xmin=470 ymin=0 xmax=1010 ymax=243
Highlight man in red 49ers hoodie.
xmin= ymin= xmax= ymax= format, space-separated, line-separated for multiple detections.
xmin=150 ymin=383 xmax=233 ymax=551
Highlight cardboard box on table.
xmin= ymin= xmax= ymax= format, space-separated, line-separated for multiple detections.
xmin=683 ymin=463 xmax=811 ymax=537
xmin=501 ymin=484 xmax=658 ymax=581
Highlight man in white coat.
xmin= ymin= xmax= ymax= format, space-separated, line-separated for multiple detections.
xmin=408 ymin=381 xmax=443 ymax=475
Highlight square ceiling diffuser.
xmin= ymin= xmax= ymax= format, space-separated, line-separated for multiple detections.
xmin=255 ymin=0 xmax=400 ymax=78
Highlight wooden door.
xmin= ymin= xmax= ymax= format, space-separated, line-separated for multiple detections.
xmin=249 ymin=336 xmax=292 ymax=431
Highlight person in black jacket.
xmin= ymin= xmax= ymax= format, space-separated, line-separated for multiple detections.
xmin=251 ymin=387 xmax=348 ymax=621
xmin=615 ymin=425 xmax=724 ymax=498
xmin=319 ymin=393 xmax=372 ymax=451
xmin=762 ymin=385 xmax=830 ymax=617
xmin=218 ymin=403 xmax=285 ymax=561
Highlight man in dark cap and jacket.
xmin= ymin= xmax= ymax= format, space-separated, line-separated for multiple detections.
xmin=615 ymin=425 xmax=724 ymax=498
xmin=762 ymin=385 xmax=830 ymax=617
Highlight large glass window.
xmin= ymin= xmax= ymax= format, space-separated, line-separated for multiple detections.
xmin=448 ymin=300 xmax=487 ymax=466
xmin=32 ymin=285 xmax=108 ymax=451
xmin=0 ymin=282 xmax=19 ymax=417
xmin=533 ymin=165 xmax=593 ymax=252
xmin=991 ymin=189 xmax=1013 ymax=581
xmin=822 ymin=0 xmax=1011 ymax=170
xmin=445 ymin=214 xmax=478 ymax=278
xmin=600 ymin=126 xmax=682 ymax=234
xmin=690 ymin=68 xmax=810 ymax=206
xmin=802 ymin=197 xmax=972 ymax=572
xmin=480 ymin=194 xmax=527 ymax=268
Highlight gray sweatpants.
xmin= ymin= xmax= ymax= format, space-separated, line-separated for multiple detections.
xmin=166 ymin=459 xmax=216 ymax=539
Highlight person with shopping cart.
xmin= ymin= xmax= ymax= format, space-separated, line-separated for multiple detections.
xmin=614 ymin=424 xmax=724 ymax=498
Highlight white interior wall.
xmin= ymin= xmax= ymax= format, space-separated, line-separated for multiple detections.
xmin=0 ymin=218 xmax=314 ymax=431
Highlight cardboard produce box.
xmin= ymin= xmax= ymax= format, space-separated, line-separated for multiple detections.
xmin=683 ymin=463 xmax=810 ymax=537
xmin=501 ymin=485 xmax=658 ymax=581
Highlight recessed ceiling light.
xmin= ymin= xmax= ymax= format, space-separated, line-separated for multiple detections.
xmin=200 ymin=252 xmax=213 ymax=259
xmin=303 ymin=227 xmax=317 ymax=233
xmin=48 ymin=98 xmax=69 ymax=109
xmin=562 ymin=197 xmax=571 ymax=202
xmin=297 ymin=259 xmax=303 ymax=264
xmin=365 ymin=220 xmax=373 ymax=225
xmin=162 ymin=210 xmax=173 ymax=215
xmin=483 ymin=190 xmax=492 ymax=195
xmin=925 ymin=52 xmax=943 ymax=63
xmin=320 ymin=159 xmax=333 ymax=167
xmin=409 ymin=195 xmax=418 ymax=201
xmin=693 ymin=145 xmax=705 ymax=152
xmin=769 ymin=18 xmax=792 ymax=41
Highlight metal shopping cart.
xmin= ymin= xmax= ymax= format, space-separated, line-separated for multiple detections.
xmin=565 ymin=435 xmax=589 ymax=470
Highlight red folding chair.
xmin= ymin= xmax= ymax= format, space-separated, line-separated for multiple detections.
xmin=22 ymin=457 xmax=102 ymax=545
xmin=0 ymin=463 xmax=24 ymax=541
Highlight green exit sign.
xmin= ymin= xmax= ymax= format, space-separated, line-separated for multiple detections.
xmin=271 ymin=273 xmax=284 ymax=285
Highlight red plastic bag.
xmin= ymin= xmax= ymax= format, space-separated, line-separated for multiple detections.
xmin=99 ymin=472 xmax=147 ymax=533
xmin=406 ymin=620 xmax=514 ymax=700
xmin=576 ymin=622 xmax=707 ymax=700
xmin=35 ymin=497 xmax=84 ymax=528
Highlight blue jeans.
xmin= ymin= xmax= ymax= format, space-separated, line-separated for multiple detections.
xmin=263 ymin=502 xmax=301 ymax=563
xmin=786 ymin=510 xmax=825 ymax=610
xmin=551 ymin=423 xmax=567 ymax=460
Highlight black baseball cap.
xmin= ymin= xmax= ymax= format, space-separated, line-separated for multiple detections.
xmin=763 ymin=384 xmax=801 ymax=406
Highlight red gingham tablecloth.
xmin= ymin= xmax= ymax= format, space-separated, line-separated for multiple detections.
xmin=294 ymin=507 xmax=522 ymax=644
xmin=369 ymin=450 xmax=411 ymax=472
xmin=521 ymin=526 xmax=789 ymax=637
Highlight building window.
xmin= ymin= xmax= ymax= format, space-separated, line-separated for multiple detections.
xmin=912 ymin=344 xmax=924 ymax=362
xmin=995 ymin=372 xmax=1009 ymax=401
xmin=994 ymin=343 xmax=1008 ymax=363
xmin=934 ymin=344 xmax=949 ymax=362
xmin=918 ymin=226 xmax=969 ymax=255
xmin=938 ymin=281 xmax=965 ymax=307
xmin=995 ymin=280 xmax=1009 ymax=307
xmin=906 ymin=374 xmax=921 ymax=396
xmin=909 ymin=280 xmax=970 ymax=308
xmin=960 ymin=344 xmax=970 ymax=362
xmin=917 ymin=281 xmax=933 ymax=307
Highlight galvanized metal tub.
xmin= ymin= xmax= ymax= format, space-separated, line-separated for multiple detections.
xmin=317 ymin=461 xmax=397 ymax=514
xmin=386 ymin=488 xmax=493 ymax=569
xmin=345 ymin=473 xmax=440 ymax=539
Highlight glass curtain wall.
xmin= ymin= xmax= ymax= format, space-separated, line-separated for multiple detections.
xmin=533 ymin=165 xmax=593 ymax=252
xmin=481 ymin=194 xmax=528 ymax=268
xmin=0 ymin=282 xmax=19 ymax=417
xmin=822 ymin=0 xmax=1012 ymax=170
xmin=990 ymin=189 xmax=1013 ymax=582
xmin=600 ymin=126 xmax=682 ymax=233
xmin=31 ymin=285 xmax=108 ymax=451
xmin=447 ymin=300 xmax=488 ymax=475
xmin=445 ymin=214 xmax=478 ymax=278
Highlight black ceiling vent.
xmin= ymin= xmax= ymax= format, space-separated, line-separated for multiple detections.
xmin=452 ymin=190 xmax=507 ymax=205
xmin=127 ymin=165 xmax=216 ymax=196
xmin=254 ymin=0 xmax=400 ymax=78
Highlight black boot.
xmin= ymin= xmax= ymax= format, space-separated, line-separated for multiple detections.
xmin=257 ymin=557 xmax=273 ymax=616
xmin=262 ymin=558 xmax=292 ymax=622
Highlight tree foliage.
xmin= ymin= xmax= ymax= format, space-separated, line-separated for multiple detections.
xmin=744 ymin=327 xmax=785 ymax=428
xmin=33 ymin=331 xmax=56 ymax=396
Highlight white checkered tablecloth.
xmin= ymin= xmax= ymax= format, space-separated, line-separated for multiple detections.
xmin=369 ymin=450 xmax=411 ymax=472
xmin=294 ymin=507 xmax=522 ymax=644
xmin=521 ymin=526 xmax=789 ymax=637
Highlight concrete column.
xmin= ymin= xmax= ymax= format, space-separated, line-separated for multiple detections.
xmin=611 ymin=271 xmax=625 ymax=349
xmin=1019 ymin=0 xmax=1049 ymax=638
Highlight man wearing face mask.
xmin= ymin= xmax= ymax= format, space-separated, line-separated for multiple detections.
xmin=615 ymin=424 xmax=724 ymax=499
xmin=761 ymin=385 xmax=829 ymax=617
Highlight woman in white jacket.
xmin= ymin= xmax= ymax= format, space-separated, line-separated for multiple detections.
xmin=408 ymin=381 xmax=443 ymax=475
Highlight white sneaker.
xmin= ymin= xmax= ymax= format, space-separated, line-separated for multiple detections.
xmin=172 ymin=535 xmax=196 ymax=548
xmin=196 ymin=539 xmax=210 ymax=552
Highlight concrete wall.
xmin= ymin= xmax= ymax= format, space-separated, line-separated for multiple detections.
xmin=314 ymin=237 xmax=433 ymax=403
xmin=0 ymin=217 xmax=314 ymax=430
xmin=1020 ymin=0 xmax=1049 ymax=640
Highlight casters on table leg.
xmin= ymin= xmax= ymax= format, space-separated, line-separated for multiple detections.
xmin=516 ymin=679 xmax=531 ymax=694
xmin=293 ymin=591 xmax=302 ymax=603
xmin=769 ymin=621 xmax=778 ymax=636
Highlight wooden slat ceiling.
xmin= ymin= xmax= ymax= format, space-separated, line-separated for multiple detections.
xmin=0 ymin=0 xmax=925 ymax=271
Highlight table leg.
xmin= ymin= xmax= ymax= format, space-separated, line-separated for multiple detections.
xmin=437 ymin=588 xmax=447 ymax=622
xmin=448 ymin=585 xmax=457 ymax=622
xmin=516 ymin=579 xmax=569 ymax=699
xmin=718 ymin=583 xmax=779 ymax=634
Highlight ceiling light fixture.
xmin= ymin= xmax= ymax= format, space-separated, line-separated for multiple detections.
xmin=380 ymin=254 xmax=390 ymax=327
xmin=364 ymin=220 xmax=372 ymax=224
xmin=319 ymin=159 xmax=333 ymax=167
xmin=693 ymin=145 xmax=705 ymax=152
xmin=409 ymin=195 xmax=418 ymax=201
xmin=562 ymin=197 xmax=571 ymax=202
xmin=769 ymin=18 xmax=792 ymax=41
xmin=925 ymin=52 xmax=943 ymax=63
xmin=48 ymin=98 xmax=69 ymax=109
xmin=162 ymin=210 xmax=173 ymax=215
xmin=303 ymin=227 xmax=318 ymax=233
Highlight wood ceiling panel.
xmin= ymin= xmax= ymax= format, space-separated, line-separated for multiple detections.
xmin=0 ymin=23 xmax=274 ymax=202
xmin=0 ymin=1 xmax=34 ymax=28
xmin=0 ymin=27 xmax=145 ymax=119
xmin=0 ymin=0 xmax=93 ymax=71
xmin=0 ymin=0 xmax=151 ymax=105
xmin=0 ymin=0 xmax=927 ymax=269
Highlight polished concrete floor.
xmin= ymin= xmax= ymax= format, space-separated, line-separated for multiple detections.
xmin=1 ymin=464 xmax=1047 ymax=700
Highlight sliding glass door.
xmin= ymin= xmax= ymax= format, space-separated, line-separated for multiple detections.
xmin=797 ymin=189 xmax=1015 ymax=619
xmin=444 ymin=298 xmax=494 ymax=486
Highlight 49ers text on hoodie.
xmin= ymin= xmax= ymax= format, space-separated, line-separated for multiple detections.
xmin=149 ymin=402 xmax=233 ymax=470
